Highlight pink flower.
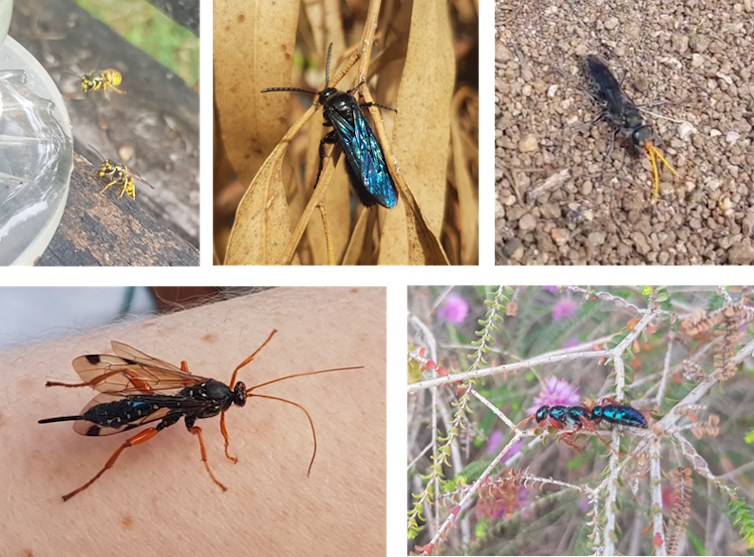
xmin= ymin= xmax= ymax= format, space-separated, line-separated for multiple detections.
xmin=563 ymin=335 xmax=580 ymax=349
xmin=542 ymin=285 xmax=559 ymax=292
xmin=552 ymin=298 xmax=578 ymax=321
xmin=437 ymin=294 xmax=469 ymax=325
xmin=526 ymin=377 xmax=580 ymax=415
xmin=487 ymin=430 xmax=504 ymax=455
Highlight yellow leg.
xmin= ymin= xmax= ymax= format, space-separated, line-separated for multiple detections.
xmin=100 ymin=179 xmax=117 ymax=194
xmin=107 ymin=83 xmax=125 ymax=96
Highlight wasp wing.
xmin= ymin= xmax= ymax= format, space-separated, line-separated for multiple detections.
xmin=329 ymin=100 xmax=398 ymax=209
xmin=72 ymin=392 xmax=216 ymax=436
xmin=71 ymin=341 xmax=206 ymax=395
xmin=109 ymin=341 xmax=187 ymax=373
xmin=130 ymin=173 xmax=155 ymax=190
xmin=71 ymin=393 xmax=173 ymax=436
xmin=585 ymin=56 xmax=628 ymax=118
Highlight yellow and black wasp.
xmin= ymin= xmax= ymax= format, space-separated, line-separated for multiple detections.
xmin=90 ymin=146 xmax=155 ymax=200
xmin=66 ymin=69 xmax=125 ymax=100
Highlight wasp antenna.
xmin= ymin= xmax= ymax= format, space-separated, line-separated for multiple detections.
xmin=645 ymin=145 xmax=660 ymax=196
xmin=650 ymin=144 xmax=679 ymax=178
xmin=261 ymin=87 xmax=318 ymax=95
xmin=248 ymin=393 xmax=318 ymax=476
xmin=88 ymin=144 xmax=108 ymax=162
xmin=325 ymin=42 xmax=333 ymax=88
xmin=645 ymin=142 xmax=679 ymax=197
xmin=245 ymin=364 xmax=364 ymax=390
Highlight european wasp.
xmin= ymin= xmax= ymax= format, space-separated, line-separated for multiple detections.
xmin=90 ymin=146 xmax=155 ymax=200
xmin=67 ymin=69 xmax=125 ymax=100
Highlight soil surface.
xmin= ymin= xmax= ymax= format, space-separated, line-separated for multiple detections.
xmin=495 ymin=0 xmax=754 ymax=265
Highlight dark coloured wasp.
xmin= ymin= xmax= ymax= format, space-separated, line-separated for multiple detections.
xmin=516 ymin=404 xmax=596 ymax=455
xmin=38 ymin=330 xmax=363 ymax=501
xmin=584 ymin=55 xmax=678 ymax=196
xmin=261 ymin=43 xmax=398 ymax=209
xmin=515 ymin=399 xmax=647 ymax=455
xmin=590 ymin=398 xmax=648 ymax=429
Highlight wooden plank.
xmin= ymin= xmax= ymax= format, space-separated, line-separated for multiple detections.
xmin=147 ymin=0 xmax=199 ymax=36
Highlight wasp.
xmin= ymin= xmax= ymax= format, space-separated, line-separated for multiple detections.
xmin=89 ymin=146 xmax=155 ymax=200
xmin=261 ymin=43 xmax=399 ymax=209
xmin=67 ymin=69 xmax=125 ymax=100
xmin=516 ymin=399 xmax=647 ymax=456
xmin=38 ymin=330 xmax=363 ymax=501
xmin=590 ymin=398 xmax=648 ymax=429
xmin=515 ymin=404 xmax=597 ymax=455
xmin=584 ymin=55 xmax=678 ymax=196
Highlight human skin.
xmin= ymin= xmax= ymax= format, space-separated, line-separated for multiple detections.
xmin=0 ymin=287 xmax=385 ymax=556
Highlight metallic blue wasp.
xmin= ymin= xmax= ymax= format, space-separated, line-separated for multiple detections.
xmin=262 ymin=43 xmax=398 ymax=209
xmin=516 ymin=404 xmax=597 ymax=455
xmin=515 ymin=399 xmax=647 ymax=456
xmin=590 ymin=399 xmax=648 ymax=429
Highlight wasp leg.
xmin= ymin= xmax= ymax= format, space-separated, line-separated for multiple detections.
xmin=314 ymin=131 xmax=339 ymax=190
xmin=100 ymin=179 xmax=118 ymax=194
xmin=117 ymin=182 xmax=128 ymax=199
xmin=105 ymin=83 xmax=125 ymax=96
xmin=571 ymin=112 xmax=605 ymax=136
xmin=592 ymin=427 xmax=620 ymax=458
xmin=61 ymin=426 xmax=162 ymax=501
xmin=219 ymin=411 xmax=238 ymax=464
xmin=186 ymin=419 xmax=227 ymax=492
xmin=89 ymin=81 xmax=105 ymax=100
xmin=558 ymin=431 xmax=585 ymax=457
xmin=603 ymin=127 xmax=621 ymax=170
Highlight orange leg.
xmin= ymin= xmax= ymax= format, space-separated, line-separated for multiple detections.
xmin=571 ymin=415 xmax=620 ymax=456
xmin=220 ymin=411 xmax=237 ymax=463
xmin=188 ymin=426 xmax=227 ymax=492
xmin=557 ymin=432 xmax=585 ymax=456
xmin=62 ymin=427 xmax=160 ymax=501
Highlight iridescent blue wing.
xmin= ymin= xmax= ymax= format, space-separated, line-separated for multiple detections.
xmin=328 ymin=100 xmax=398 ymax=209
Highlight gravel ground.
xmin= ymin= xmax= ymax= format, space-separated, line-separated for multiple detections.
xmin=495 ymin=0 xmax=754 ymax=265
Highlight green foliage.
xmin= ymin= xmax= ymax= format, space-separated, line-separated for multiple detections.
xmin=72 ymin=0 xmax=199 ymax=86
xmin=729 ymin=496 xmax=754 ymax=548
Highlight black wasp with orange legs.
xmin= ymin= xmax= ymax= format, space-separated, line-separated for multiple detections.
xmin=38 ymin=330 xmax=363 ymax=501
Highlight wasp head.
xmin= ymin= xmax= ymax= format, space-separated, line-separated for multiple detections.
xmin=233 ymin=381 xmax=247 ymax=407
xmin=631 ymin=124 xmax=654 ymax=148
